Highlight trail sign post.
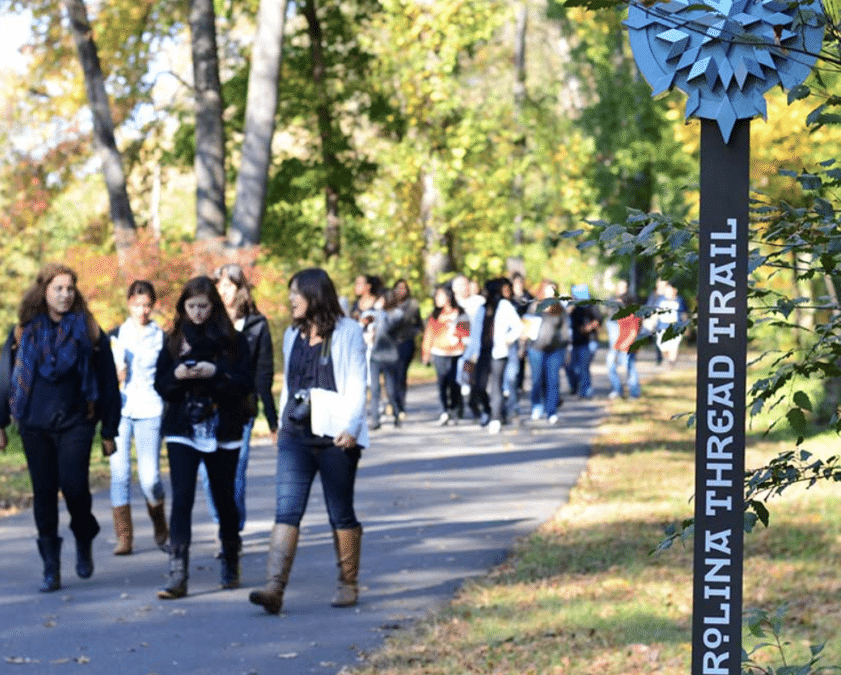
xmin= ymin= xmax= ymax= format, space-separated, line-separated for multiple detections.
xmin=624 ymin=1 xmax=823 ymax=672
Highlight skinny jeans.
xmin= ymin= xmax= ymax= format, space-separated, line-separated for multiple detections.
xmin=110 ymin=416 xmax=165 ymax=507
xmin=431 ymin=354 xmax=461 ymax=414
xmin=199 ymin=418 xmax=254 ymax=531
xmin=167 ymin=441 xmax=240 ymax=548
xmin=489 ymin=356 xmax=508 ymax=423
xmin=395 ymin=339 xmax=416 ymax=413
xmin=607 ymin=350 xmax=640 ymax=397
xmin=20 ymin=422 xmax=99 ymax=542
xmin=369 ymin=359 xmax=400 ymax=424
xmin=528 ymin=347 xmax=565 ymax=417
xmin=274 ymin=433 xmax=361 ymax=530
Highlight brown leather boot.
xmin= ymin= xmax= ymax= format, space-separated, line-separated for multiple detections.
xmin=248 ymin=524 xmax=298 ymax=614
xmin=146 ymin=500 xmax=169 ymax=551
xmin=112 ymin=505 xmax=133 ymax=555
xmin=331 ymin=526 xmax=362 ymax=607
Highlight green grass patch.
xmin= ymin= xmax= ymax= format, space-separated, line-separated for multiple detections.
xmin=350 ymin=365 xmax=841 ymax=675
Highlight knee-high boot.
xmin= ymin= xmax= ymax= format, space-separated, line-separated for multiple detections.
xmin=157 ymin=545 xmax=189 ymax=599
xmin=112 ymin=505 xmax=133 ymax=555
xmin=146 ymin=500 xmax=169 ymax=551
xmin=37 ymin=536 xmax=62 ymax=593
xmin=331 ymin=526 xmax=362 ymax=607
xmin=220 ymin=538 xmax=241 ymax=589
xmin=248 ymin=524 xmax=298 ymax=614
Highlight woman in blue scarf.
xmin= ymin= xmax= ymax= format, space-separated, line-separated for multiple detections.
xmin=0 ymin=263 xmax=121 ymax=593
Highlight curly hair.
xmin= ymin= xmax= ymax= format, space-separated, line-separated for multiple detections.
xmin=17 ymin=263 xmax=99 ymax=340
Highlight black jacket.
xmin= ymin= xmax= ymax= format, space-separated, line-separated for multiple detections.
xmin=240 ymin=312 xmax=278 ymax=431
xmin=0 ymin=325 xmax=121 ymax=439
xmin=154 ymin=331 xmax=254 ymax=443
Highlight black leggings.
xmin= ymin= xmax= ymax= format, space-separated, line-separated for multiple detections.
xmin=20 ymin=423 xmax=98 ymax=541
xmin=166 ymin=442 xmax=240 ymax=548
xmin=431 ymin=354 xmax=461 ymax=414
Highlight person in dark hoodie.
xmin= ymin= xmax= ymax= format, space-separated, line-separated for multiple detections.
xmin=0 ymin=263 xmax=121 ymax=593
xmin=198 ymin=264 xmax=277 ymax=541
xmin=154 ymin=275 xmax=254 ymax=599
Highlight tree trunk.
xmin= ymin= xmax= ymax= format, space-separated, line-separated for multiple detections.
xmin=190 ymin=0 xmax=226 ymax=240
xmin=512 ymin=2 xmax=527 ymax=246
xmin=420 ymin=165 xmax=452 ymax=288
xmin=63 ymin=0 xmax=136 ymax=254
xmin=229 ymin=0 xmax=290 ymax=248
xmin=303 ymin=0 xmax=341 ymax=259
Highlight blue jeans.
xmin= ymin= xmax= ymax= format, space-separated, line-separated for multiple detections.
xmin=607 ymin=350 xmax=640 ymax=397
xmin=369 ymin=359 xmax=400 ymax=425
xmin=274 ymin=434 xmax=361 ymax=530
xmin=528 ymin=347 xmax=566 ymax=417
xmin=200 ymin=418 xmax=253 ymax=531
xmin=503 ymin=343 xmax=520 ymax=416
xmin=110 ymin=416 xmax=164 ymax=507
xmin=566 ymin=344 xmax=595 ymax=398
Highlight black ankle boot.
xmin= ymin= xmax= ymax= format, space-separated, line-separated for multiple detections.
xmin=37 ymin=536 xmax=62 ymax=593
xmin=158 ymin=545 xmax=189 ymax=599
xmin=75 ymin=520 xmax=99 ymax=579
xmin=219 ymin=539 xmax=240 ymax=589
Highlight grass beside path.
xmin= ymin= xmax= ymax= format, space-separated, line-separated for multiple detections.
xmin=350 ymin=365 xmax=841 ymax=675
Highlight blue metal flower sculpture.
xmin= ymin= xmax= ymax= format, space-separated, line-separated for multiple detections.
xmin=625 ymin=0 xmax=825 ymax=142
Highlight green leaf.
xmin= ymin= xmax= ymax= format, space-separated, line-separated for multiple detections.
xmin=792 ymin=390 xmax=813 ymax=412
xmin=788 ymin=83 xmax=811 ymax=103
xmin=787 ymin=407 xmax=807 ymax=435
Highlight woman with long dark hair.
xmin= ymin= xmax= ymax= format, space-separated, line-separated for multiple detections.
xmin=473 ymin=278 xmax=523 ymax=434
xmin=391 ymin=279 xmax=423 ymax=419
xmin=420 ymin=284 xmax=470 ymax=425
xmin=154 ymin=276 xmax=253 ymax=599
xmin=0 ymin=263 xmax=121 ymax=592
xmin=249 ymin=268 xmax=368 ymax=614
xmin=198 ymin=264 xmax=278 ymax=542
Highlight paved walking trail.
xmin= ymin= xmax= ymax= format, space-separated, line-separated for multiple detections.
xmin=0 ymin=354 xmax=662 ymax=675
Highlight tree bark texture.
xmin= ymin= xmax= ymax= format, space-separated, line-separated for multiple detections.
xmin=64 ymin=0 xmax=136 ymax=251
xmin=303 ymin=0 xmax=341 ymax=259
xmin=190 ymin=0 xmax=227 ymax=240
xmin=229 ymin=0 xmax=290 ymax=248
xmin=512 ymin=2 xmax=527 ymax=246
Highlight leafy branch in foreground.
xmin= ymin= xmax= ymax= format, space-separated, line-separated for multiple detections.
xmin=742 ymin=605 xmax=841 ymax=674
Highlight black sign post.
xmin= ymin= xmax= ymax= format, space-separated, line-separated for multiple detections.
xmin=691 ymin=118 xmax=749 ymax=675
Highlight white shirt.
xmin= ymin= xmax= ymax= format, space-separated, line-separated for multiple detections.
xmin=111 ymin=319 xmax=165 ymax=419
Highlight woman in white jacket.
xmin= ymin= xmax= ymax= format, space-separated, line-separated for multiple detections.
xmin=249 ymin=268 xmax=368 ymax=615
xmin=469 ymin=278 xmax=523 ymax=434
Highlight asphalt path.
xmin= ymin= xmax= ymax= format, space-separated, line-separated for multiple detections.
xmin=0 ymin=354 xmax=660 ymax=675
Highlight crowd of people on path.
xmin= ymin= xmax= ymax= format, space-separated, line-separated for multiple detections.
xmin=351 ymin=270 xmax=687 ymax=436
xmin=0 ymin=261 xmax=687 ymax=611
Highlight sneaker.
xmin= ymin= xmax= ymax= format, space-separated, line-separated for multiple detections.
xmin=398 ymin=410 xmax=407 ymax=422
xmin=488 ymin=419 xmax=501 ymax=434
xmin=548 ymin=414 xmax=559 ymax=424
xmin=530 ymin=408 xmax=541 ymax=421
xmin=437 ymin=412 xmax=450 ymax=426
xmin=608 ymin=391 xmax=620 ymax=400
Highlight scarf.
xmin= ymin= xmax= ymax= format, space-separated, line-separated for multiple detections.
xmin=10 ymin=312 xmax=98 ymax=420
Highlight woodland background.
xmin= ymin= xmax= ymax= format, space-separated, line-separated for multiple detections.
xmin=0 ymin=0 xmax=839 ymax=351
